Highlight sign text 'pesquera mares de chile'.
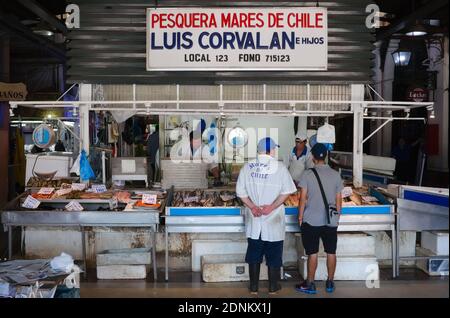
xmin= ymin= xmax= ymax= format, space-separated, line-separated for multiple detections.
xmin=146 ymin=7 xmax=328 ymax=71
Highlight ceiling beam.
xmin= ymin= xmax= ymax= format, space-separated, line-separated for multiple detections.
xmin=376 ymin=0 xmax=448 ymax=42
xmin=0 ymin=9 xmax=65 ymax=60
xmin=16 ymin=0 xmax=68 ymax=35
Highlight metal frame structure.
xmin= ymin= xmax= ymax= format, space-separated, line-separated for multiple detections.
xmin=9 ymin=83 xmax=433 ymax=188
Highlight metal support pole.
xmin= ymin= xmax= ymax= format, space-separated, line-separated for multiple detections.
xmin=80 ymin=226 xmax=87 ymax=279
xmin=102 ymin=151 xmax=106 ymax=185
xmin=21 ymin=226 xmax=24 ymax=257
xmin=8 ymin=225 xmax=12 ymax=259
xmin=362 ymin=119 xmax=393 ymax=144
xmin=79 ymin=84 xmax=92 ymax=155
xmin=165 ymin=224 xmax=169 ymax=281
xmin=396 ymin=211 xmax=401 ymax=277
xmin=152 ymin=227 xmax=157 ymax=281
xmin=351 ymin=85 xmax=365 ymax=188
xmin=391 ymin=222 xmax=397 ymax=278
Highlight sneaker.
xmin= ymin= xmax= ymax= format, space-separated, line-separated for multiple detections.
xmin=295 ymin=281 xmax=317 ymax=294
xmin=326 ymin=279 xmax=335 ymax=293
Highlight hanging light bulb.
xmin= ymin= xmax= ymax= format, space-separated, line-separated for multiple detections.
xmin=429 ymin=109 xmax=435 ymax=119
xmin=405 ymin=21 xmax=428 ymax=37
xmin=9 ymin=108 xmax=14 ymax=117
xmin=363 ymin=108 xmax=368 ymax=116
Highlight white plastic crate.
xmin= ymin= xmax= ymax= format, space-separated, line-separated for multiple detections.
xmin=298 ymin=255 xmax=379 ymax=281
xmin=421 ymin=231 xmax=449 ymax=256
xmin=201 ymin=254 xmax=268 ymax=282
xmin=295 ymin=232 xmax=376 ymax=257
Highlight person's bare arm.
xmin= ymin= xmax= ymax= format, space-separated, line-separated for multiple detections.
xmin=240 ymin=196 xmax=262 ymax=217
xmin=336 ymin=192 xmax=342 ymax=216
xmin=298 ymin=188 xmax=307 ymax=225
xmin=260 ymin=193 xmax=291 ymax=215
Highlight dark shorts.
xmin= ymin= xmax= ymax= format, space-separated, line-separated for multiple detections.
xmin=301 ymin=222 xmax=338 ymax=255
xmin=245 ymin=237 xmax=283 ymax=268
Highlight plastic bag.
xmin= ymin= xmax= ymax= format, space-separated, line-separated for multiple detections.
xmin=80 ymin=150 xmax=95 ymax=181
xmin=317 ymin=123 xmax=336 ymax=143
xmin=50 ymin=252 xmax=74 ymax=273
xmin=70 ymin=153 xmax=81 ymax=176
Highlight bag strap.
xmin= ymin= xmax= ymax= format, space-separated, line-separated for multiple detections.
xmin=311 ymin=168 xmax=331 ymax=224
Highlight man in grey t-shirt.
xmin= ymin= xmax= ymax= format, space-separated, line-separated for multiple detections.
xmin=295 ymin=143 xmax=343 ymax=295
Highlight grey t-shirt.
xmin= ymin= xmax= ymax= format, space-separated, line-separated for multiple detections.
xmin=298 ymin=164 xmax=344 ymax=227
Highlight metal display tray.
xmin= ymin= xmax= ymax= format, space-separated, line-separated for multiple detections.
xmin=2 ymin=211 xmax=160 ymax=227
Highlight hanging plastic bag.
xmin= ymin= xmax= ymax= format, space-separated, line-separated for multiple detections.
xmin=70 ymin=153 xmax=81 ymax=176
xmin=317 ymin=123 xmax=336 ymax=144
xmin=80 ymin=150 xmax=95 ymax=181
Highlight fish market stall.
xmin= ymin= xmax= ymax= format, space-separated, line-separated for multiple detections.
xmin=164 ymin=184 xmax=396 ymax=280
xmin=1 ymin=186 xmax=165 ymax=280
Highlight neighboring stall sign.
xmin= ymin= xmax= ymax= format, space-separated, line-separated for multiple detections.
xmin=0 ymin=82 xmax=27 ymax=101
xmin=406 ymin=87 xmax=428 ymax=102
xmin=147 ymin=7 xmax=328 ymax=71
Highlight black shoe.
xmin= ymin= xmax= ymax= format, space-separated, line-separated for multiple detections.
xmin=295 ymin=281 xmax=317 ymax=294
xmin=268 ymin=267 xmax=282 ymax=294
xmin=249 ymin=263 xmax=260 ymax=294
xmin=326 ymin=279 xmax=335 ymax=293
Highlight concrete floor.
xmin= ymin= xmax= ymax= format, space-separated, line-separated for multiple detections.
xmin=80 ymin=268 xmax=449 ymax=298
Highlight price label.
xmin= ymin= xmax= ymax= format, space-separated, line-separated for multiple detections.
xmin=183 ymin=196 xmax=199 ymax=203
xmin=38 ymin=187 xmax=55 ymax=195
xmin=22 ymin=195 xmax=41 ymax=209
xmin=110 ymin=197 xmax=118 ymax=209
xmin=124 ymin=200 xmax=136 ymax=211
xmin=142 ymin=194 xmax=157 ymax=205
xmin=341 ymin=187 xmax=353 ymax=198
xmin=362 ymin=196 xmax=378 ymax=202
xmin=65 ymin=200 xmax=84 ymax=211
xmin=91 ymin=184 xmax=107 ymax=193
xmin=55 ymin=188 xmax=72 ymax=197
xmin=71 ymin=183 xmax=86 ymax=191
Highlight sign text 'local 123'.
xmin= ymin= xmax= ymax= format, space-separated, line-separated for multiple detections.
xmin=147 ymin=8 xmax=328 ymax=71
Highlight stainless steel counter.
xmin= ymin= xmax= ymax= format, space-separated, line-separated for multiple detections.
xmin=1 ymin=195 xmax=160 ymax=280
xmin=164 ymin=205 xmax=397 ymax=281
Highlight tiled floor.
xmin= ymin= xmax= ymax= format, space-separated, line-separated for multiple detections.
xmin=79 ymin=268 xmax=449 ymax=298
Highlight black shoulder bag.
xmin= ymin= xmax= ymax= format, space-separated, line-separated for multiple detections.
xmin=311 ymin=168 xmax=339 ymax=227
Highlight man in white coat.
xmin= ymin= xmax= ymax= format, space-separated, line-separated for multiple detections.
xmin=287 ymin=132 xmax=314 ymax=187
xmin=236 ymin=137 xmax=297 ymax=294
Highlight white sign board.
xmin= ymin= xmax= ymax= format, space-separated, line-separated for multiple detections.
xmin=142 ymin=194 xmax=158 ymax=205
xmin=91 ymin=184 xmax=107 ymax=193
xmin=71 ymin=183 xmax=86 ymax=191
xmin=147 ymin=7 xmax=328 ymax=71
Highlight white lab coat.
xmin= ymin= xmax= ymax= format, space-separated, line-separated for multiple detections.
xmin=236 ymin=155 xmax=297 ymax=242
xmin=286 ymin=146 xmax=314 ymax=185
